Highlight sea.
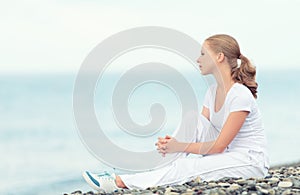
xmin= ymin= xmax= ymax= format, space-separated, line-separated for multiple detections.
xmin=1 ymin=69 xmax=300 ymax=194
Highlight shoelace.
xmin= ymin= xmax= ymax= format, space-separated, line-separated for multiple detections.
xmin=97 ymin=171 xmax=111 ymax=177
xmin=97 ymin=171 xmax=114 ymax=180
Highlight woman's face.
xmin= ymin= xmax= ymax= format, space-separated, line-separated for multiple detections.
xmin=197 ymin=41 xmax=217 ymax=75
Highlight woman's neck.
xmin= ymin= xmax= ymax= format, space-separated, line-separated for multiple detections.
xmin=213 ymin=65 xmax=235 ymax=93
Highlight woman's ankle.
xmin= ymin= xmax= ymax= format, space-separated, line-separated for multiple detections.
xmin=115 ymin=175 xmax=127 ymax=188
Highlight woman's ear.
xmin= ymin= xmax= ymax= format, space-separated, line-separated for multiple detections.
xmin=216 ymin=52 xmax=225 ymax=63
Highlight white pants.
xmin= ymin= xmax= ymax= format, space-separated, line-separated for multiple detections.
xmin=119 ymin=115 xmax=268 ymax=190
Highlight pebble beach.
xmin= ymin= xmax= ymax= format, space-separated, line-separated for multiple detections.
xmin=65 ymin=162 xmax=300 ymax=195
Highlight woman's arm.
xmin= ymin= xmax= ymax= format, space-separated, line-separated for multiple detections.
xmin=157 ymin=111 xmax=249 ymax=155
xmin=185 ymin=111 xmax=249 ymax=154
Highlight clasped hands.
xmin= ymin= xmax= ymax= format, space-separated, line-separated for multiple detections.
xmin=155 ymin=135 xmax=183 ymax=157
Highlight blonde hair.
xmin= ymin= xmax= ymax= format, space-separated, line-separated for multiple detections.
xmin=205 ymin=34 xmax=258 ymax=98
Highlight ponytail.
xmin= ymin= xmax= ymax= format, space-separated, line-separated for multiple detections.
xmin=232 ymin=54 xmax=258 ymax=98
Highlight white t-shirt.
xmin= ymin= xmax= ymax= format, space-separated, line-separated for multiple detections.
xmin=203 ymin=83 xmax=269 ymax=167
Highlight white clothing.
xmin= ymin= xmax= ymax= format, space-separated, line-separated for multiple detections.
xmin=119 ymin=83 xmax=269 ymax=190
xmin=203 ymin=83 xmax=269 ymax=166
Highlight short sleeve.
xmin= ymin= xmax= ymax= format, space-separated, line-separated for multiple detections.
xmin=229 ymin=92 xmax=253 ymax=113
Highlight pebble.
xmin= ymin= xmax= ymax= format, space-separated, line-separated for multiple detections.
xmin=256 ymin=185 xmax=269 ymax=194
xmin=84 ymin=192 xmax=95 ymax=195
xmin=278 ymin=181 xmax=293 ymax=188
xmin=218 ymin=182 xmax=230 ymax=187
xmin=236 ymin=179 xmax=248 ymax=185
xmin=228 ymin=183 xmax=241 ymax=191
xmin=165 ymin=192 xmax=179 ymax=195
xmin=180 ymin=192 xmax=193 ymax=195
xmin=208 ymin=182 xmax=218 ymax=188
xmin=164 ymin=187 xmax=173 ymax=194
xmin=282 ymin=189 xmax=292 ymax=195
xmin=70 ymin=190 xmax=82 ymax=195
xmin=267 ymin=177 xmax=280 ymax=185
xmin=268 ymin=188 xmax=276 ymax=195
xmin=66 ymin=164 xmax=300 ymax=195
xmin=194 ymin=176 xmax=201 ymax=183
xmin=246 ymin=180 xmax=257 ymax=191
xmin=291 ymin=177 xmax=300 ymax=189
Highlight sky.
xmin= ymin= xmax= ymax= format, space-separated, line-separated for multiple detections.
xmin=1 ymin=0 xmax=300 ymax=73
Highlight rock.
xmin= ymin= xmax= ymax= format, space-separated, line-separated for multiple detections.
xmin=131 ymin=192 xmax=144 ymax=195
xmin=164 ymin=187 xmax=174 ymax=194
xmin=268 ymin=188 xmax=276 ymax=195
xmin=280 ymin=167 xmax=287 ymax=173
xmin=194 ymin=176 xmax=201 ymax=183
xmin=246 ymin=180 xmax=257 ymax=190
xmin=265 ymin=174 xmax=272 ymax=179
xmin=290 ymin=177 xmax=300 ymax=189
xmin=218 ymin=177 xmax=232 ymax=182
xmin=218 ymin=182 xmax=230 ymax=188
xmin=207 ymin=189 xmax=218 ymax=195
xmin=217 ymin=188 xmax=226 ymax=195
xmin=171 ymin=185 xmax=187 ymax=193
xmin=267 ymin=177 xmax=280 ymax=185
xmin=192 ymin=186 xmax=205 ymax=191
xmin=278 ymin=181 xmax=293 ymax=188
xmin=164 ymin=192 xmax=179 ymax=195
xmin=180 ymin=192 xmax=193 ymax=195
xmin=256 ymin=185 xmax=269 ymax=194
xmin=83 ymin=191 xmax=94 ymax=195
xmin=292 ymin=188 xmax=300 ymax=193
xmin=256 ymin=182 xmax=270 ymax=189
xmin=236 ymin=179 xmax=248 ymax=185
xmin=282 ymin=178 xmax=292 ymax=182
xmin=228 ymin=183 xmax=241 ymax=191
xmin=71 ymin=190 xmax=82 ymax=195
xmin=130 ymin=189 xmax=141 ymax=193
xmin=282 ymin=189 xmax=292 ymax=195
xmin=157 ymin=186 xmax=166 ymax=192
xmin=185 ymin=181 xmax=198 ymax=187
xmin=140 ymin=189 xmax=153 ymax=194
xmin=207 ymin=182 xmax=218 ymax=188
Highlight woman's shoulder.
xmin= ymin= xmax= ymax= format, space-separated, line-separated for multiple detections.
xmin=226 ymin=83 xmax=257 ymax=112
xmin=233 ymin=83 xmax=253 ymax=94
xmin=230 ymin=83 xmax=255 ymax=100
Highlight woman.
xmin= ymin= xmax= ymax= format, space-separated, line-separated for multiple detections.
xmin=82 ymin=34 xmax=269 ymax=193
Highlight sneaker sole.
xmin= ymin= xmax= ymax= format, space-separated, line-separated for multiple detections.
xmin=82 ymin=171 xmax=101 ymax=191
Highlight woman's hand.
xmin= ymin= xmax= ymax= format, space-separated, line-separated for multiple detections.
xmin=155 ymin=135 xmax=183 ymax=157
xmin=155 ymin=135 xmax=170 ymax=157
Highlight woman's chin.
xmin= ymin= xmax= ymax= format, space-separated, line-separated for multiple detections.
xmin=200 ymin=70 xmax=208 ymax=75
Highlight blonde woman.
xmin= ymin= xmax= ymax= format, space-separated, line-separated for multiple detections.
xmin=83 ymin=34 xmax=269 ymax=193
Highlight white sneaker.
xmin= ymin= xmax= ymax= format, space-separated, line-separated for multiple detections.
xmin=82 ymin=171 xmax=120 ymax=193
